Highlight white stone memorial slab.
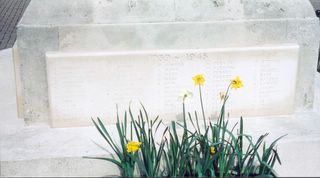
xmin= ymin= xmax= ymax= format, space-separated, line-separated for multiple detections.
xmin=46 ymin=45 xmax=299 ymax=127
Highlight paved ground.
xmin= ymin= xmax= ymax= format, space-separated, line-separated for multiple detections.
xmin=0 ymin=0 xmax=30 ymax=50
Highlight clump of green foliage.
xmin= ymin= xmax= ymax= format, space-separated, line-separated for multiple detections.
xmin=86 ymin=75 xmax=285 ymax=177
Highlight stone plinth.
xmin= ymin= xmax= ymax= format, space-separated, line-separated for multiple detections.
xmin=14 ymin=0 xmax=320 ymax=125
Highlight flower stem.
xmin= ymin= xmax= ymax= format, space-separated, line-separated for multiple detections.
xmin=199 ymin=85 xmax=206 ymax=128
xmin=182 ymin=101 xmax=187 ymax=136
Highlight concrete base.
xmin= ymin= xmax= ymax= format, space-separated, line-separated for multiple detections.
xmin=1 ymin=48 xmax=320 ymax=176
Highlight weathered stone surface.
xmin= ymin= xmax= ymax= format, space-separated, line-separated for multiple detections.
xmin=46 ymin=45 xmax=299 ymax=127
xmin=315 ymin=72 xmax=320 ymax=114
xmin=15 ymin=26 xmax=59 ymax=123
xmin=1 ymin=111 xmax=320 ymax=176
xmin=0 ymin=49 xmax=24 ymax=136
xmin=1 ymin=157 xmax=117 ymax=177
xmin=19 ymin=0 xmax=316 ymax=25
xmin=14 ymin=0 xmax=320 ymax=124
xmin=2 ymin=48 xmax=320 ymax=176
xmin=3 ymin=0 xmax=320 ymax=172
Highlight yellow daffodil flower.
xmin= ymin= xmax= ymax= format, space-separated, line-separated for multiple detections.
xmin=210 ymin=146 xmax=216 ymax=154
xmin=192 ymin=74 xmax=205 ymax=86
xmin=127 ymin=141 xmax=142 ymax=153
xmin=231 ymin=76 xmax=243 ymax=89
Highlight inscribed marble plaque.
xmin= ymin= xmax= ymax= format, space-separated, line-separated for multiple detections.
xmin=46 ymin=45 xmax=299 ymax=127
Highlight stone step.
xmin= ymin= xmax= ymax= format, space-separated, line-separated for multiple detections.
xmin=1 ymin=111 xmax=320 ymax=176
xmin=0 ymin=124 xmax=119 ymax=176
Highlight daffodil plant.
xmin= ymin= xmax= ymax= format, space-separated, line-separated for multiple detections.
xmin=87 ymin=75 xmax=285 ymax=177
xmin=84 ymin=112 xmax=138 ymax=177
